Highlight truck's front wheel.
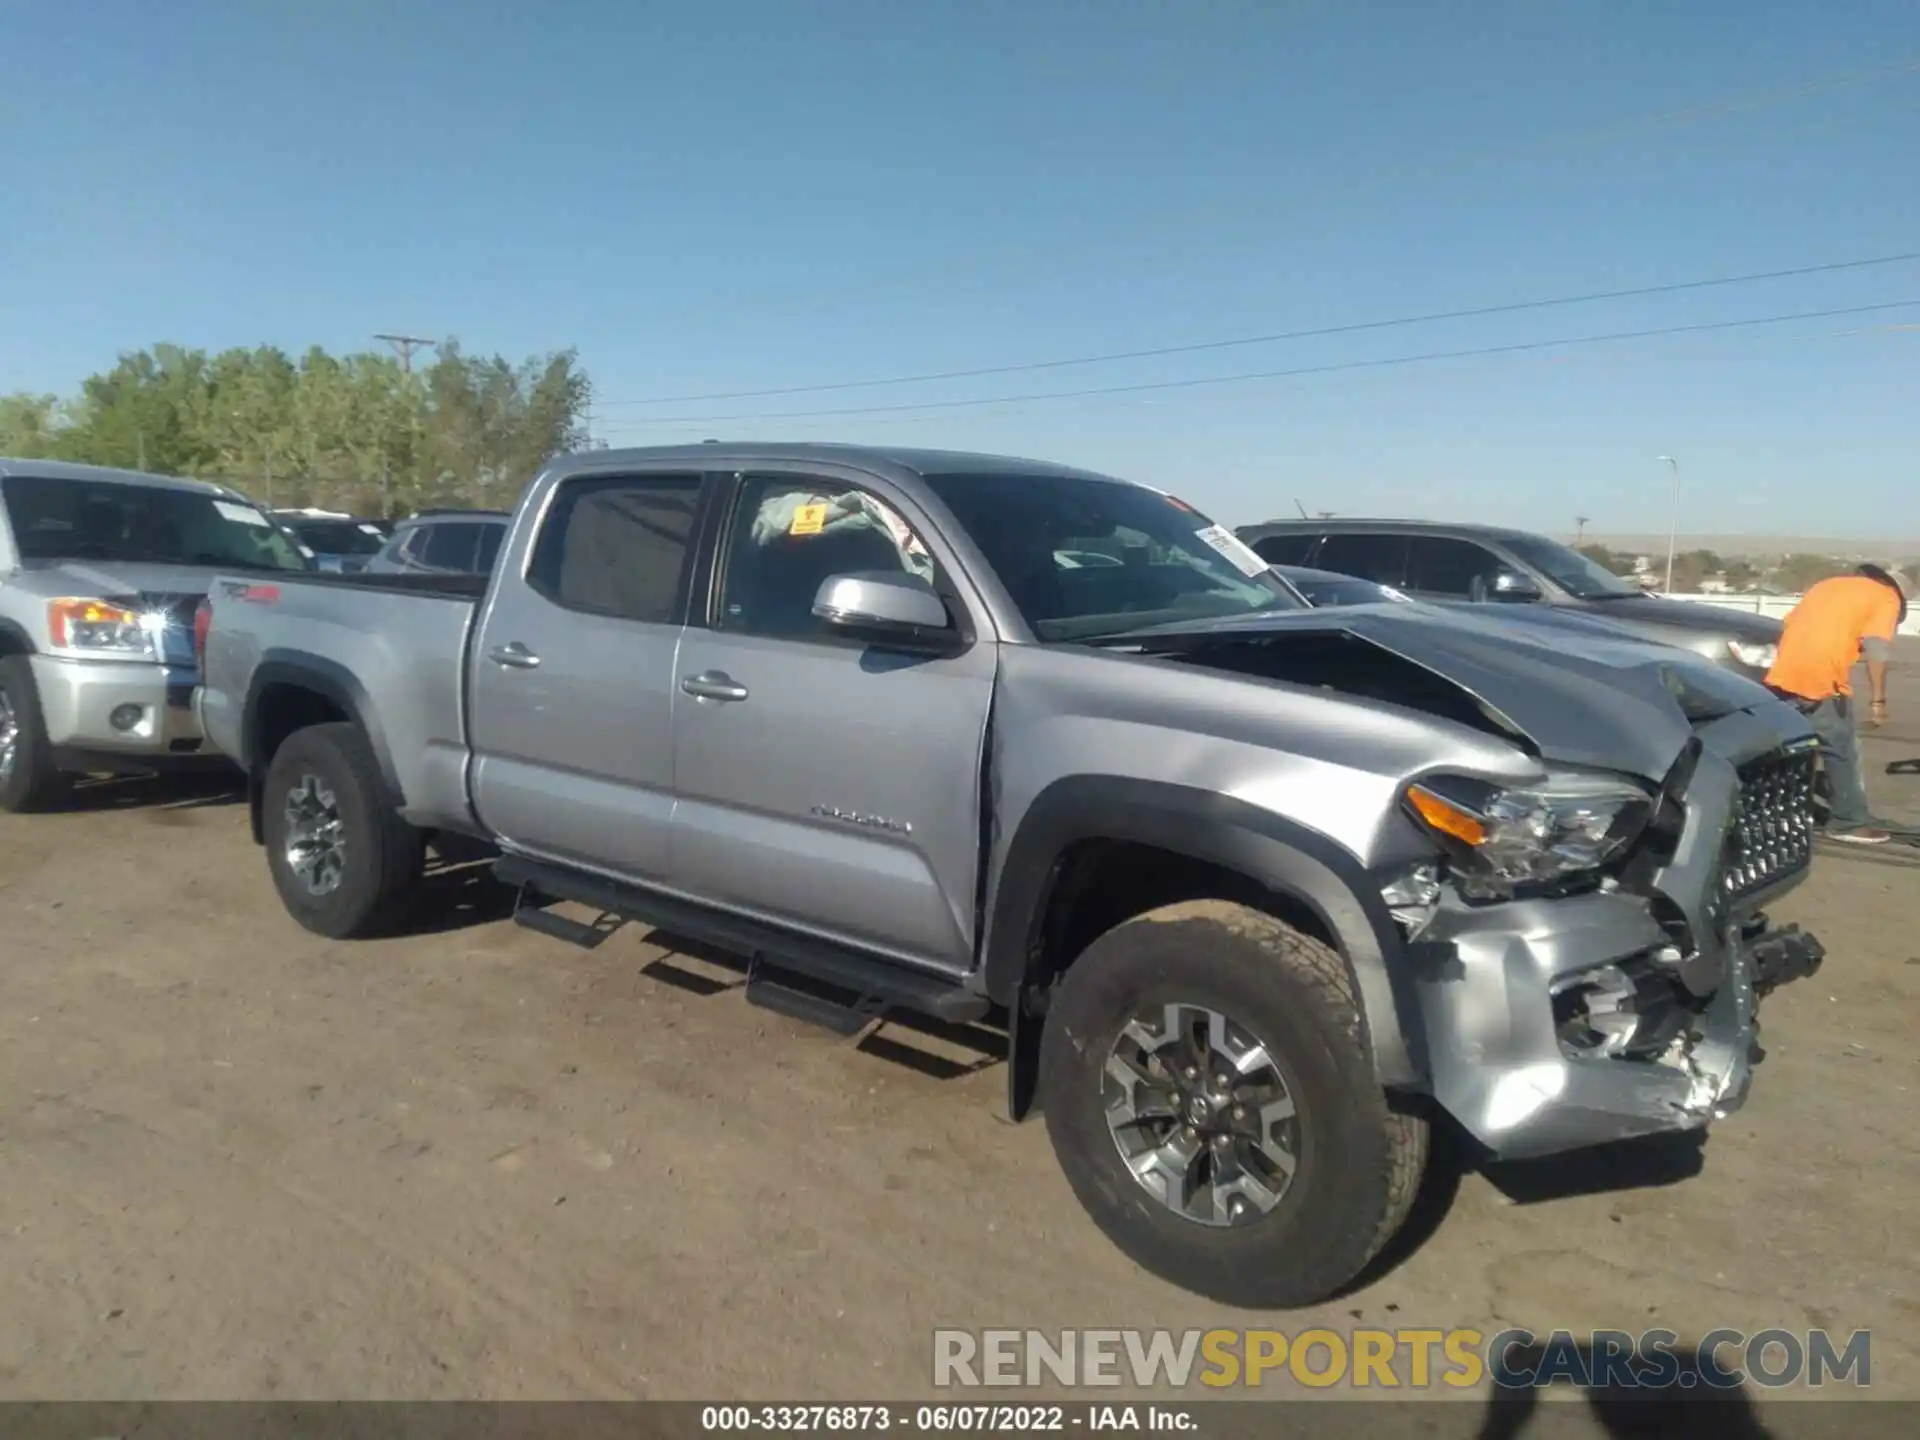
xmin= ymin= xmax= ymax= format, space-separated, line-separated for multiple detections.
xmin=1038 ymin=900 xmax=1427 ymax=1309
xmin=0 ymin=656 xmax=73 ymax=814
xmin=262 ymin=722 xmax=423 ymax=938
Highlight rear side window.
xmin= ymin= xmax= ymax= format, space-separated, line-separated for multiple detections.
xmin=1405 ymin=536 xmax=1505 ymax=598
xmin=1247 ymin=533 xmax=1317 ymax=566
xmin=421 ymin=523 xmax=480 ymax=571
xmin=527 ymin=474 xmax=703 ymax=623
xmin=1314 ymin=533 xmax=1407 ymax=586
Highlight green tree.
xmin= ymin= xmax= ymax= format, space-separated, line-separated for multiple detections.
xmin=12 ymin=338 xmax=593 ymax=518
xmin=1667 ymin=549 xmax=1723 ymax=593
xmin=1721 ymin=559 xmax=1758 ymax=592
xmin=1771 ymin=553 xmax=1849 ymax=593
xmin=0 ymin=393 xmax=62 ymax=457
xmin=55 ymin=345 xmax=219 ymax=473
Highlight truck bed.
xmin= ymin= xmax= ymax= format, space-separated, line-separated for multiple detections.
xmin=198 ymin=567 xmax=485 ymax=828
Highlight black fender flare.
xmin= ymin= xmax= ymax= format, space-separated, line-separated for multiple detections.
xmin=241 ymin=651 xmax=405 ymax=842
xmin=0 ymin=619 xmax=36 ymax=656
xmin=984 ymin=776 xmax=1428 ymax=1118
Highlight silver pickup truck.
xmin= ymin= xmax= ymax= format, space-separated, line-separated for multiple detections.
xmin=0 ymin=458 xmax=310 ymax=811
xmin=198 ymin=442 xmax=1826 ymax=1307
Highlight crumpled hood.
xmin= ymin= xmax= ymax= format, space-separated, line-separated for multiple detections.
xmin=1113 ymin=602 xmax=1779 ymax=781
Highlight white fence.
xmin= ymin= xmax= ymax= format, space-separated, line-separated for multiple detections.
xmin=1662 ymin=592 xmax=1920 ymax=638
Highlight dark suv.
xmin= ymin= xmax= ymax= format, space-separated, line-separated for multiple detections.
xmin=1237 ymin=519 xmax=1783 ymax=681
xmin=364 ymin=509 xmax=511 ymax=577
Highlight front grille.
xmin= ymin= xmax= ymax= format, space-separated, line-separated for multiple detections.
xmin=138 ymin=592 xmax=206 ymax=670
xmin=1723 ymin=745 xmax=1817 ymax=898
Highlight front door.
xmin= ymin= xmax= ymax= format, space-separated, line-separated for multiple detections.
xmin=670 ymin=472 xmax=995 ymax=975
xmin=467 ymin=471 xmax=708 ymax=883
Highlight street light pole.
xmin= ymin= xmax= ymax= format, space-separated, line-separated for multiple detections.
xmin=1656 ymin=455 xmax=1680 ymax=593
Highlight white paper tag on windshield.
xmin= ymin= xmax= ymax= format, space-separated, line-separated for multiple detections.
xmin=1194 ymin=524 xmax=1269 ymax=578
xmin=214 ymin=500 xmax=269 ymax=527
xmin=359 ymin=523 xmax=384 ymax=536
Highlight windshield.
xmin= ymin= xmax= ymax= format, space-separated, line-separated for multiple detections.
xmin=1499 ymin=534 xmax=1639 ymax=600
xmin=917 ymin=471 xmax=1304 ymax=641
xmin=2 ymin=474 xmax=312 ymax=572
xmin=285 ymin=519 xmax=388 ymax=556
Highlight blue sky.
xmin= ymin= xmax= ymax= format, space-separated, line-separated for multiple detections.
xmin=2 ymin=0 xmax=1915 ymax=537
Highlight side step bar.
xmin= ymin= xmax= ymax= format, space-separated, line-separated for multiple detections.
xmin=496 ymin=855 xmax=989 ymax=1027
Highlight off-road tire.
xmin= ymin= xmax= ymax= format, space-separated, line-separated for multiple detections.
xmin=1038 ymin=900 xmax=1428 ymax=1309
xmin=0 ymin=655 xmax=74 ymax=814
xmin=262 ymin=722 xmax=423 ymax=938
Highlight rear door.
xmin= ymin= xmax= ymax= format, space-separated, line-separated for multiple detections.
xmin=1313 ymin=531 xmax=1409 ymax=587
xmin=669 ymin=469 xmax=995 ymax=974
xmin=467 ymin=471 xmax=710 ymax=882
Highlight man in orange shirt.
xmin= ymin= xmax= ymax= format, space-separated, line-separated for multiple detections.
xmin=1765 ymin=564 xmax=1906 ymax=844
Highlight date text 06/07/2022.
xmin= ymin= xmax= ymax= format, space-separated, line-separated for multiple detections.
xmin=699 ymin=1404 xmax=1199 ymax=1432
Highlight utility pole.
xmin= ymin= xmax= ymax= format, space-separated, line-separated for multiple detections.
xmin=375 ymin=334 xmax=437 ymax=372
xmin=1656 ymin=456 xmax=1680 ymax=592
xmin=1575 ymin=516 xmax=1589 ymax=546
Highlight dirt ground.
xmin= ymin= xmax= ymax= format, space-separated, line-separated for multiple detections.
xmin=3 ymin=672 xmax=1919 ymax=1424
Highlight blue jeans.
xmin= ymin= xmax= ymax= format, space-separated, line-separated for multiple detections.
xmin=1808 ymin=695 xmax=1873 ymax=831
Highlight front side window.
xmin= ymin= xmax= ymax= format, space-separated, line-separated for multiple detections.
xmin=1 ymin=475 xmax=310 ymax=572
xmin=1405 ymin=537 xmax=1505 ymax=598
xmin=393 ymin=525 xmax=431 ymax=565
xmin=1500 ymin=534 xmax=1640 ymax=600
xmin=527 ymin=474 xmax=702 ymax=622
xmin=718 ymin=476 xmax=941 ymax=640
xmin=916 ymin=471 xmax=1301 ymax=642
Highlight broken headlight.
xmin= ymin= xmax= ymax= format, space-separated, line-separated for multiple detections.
xmin=1405 ymin=770 xmax=1654 ymax=899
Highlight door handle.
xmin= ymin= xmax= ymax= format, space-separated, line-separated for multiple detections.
xmin=681 ymin=671 xmax=749 ymax=702
xmin=488 ymin=641 xmax=541 ymax=669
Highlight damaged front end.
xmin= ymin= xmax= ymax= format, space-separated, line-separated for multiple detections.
xmin=1390 ymin=720 xmax=1827 ymax=1160
xmin=1114 ymin=607 xmax=1830 ymax=1159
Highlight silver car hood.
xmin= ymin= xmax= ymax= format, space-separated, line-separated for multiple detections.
xmin=7 ymin=558 xmax=230 ymax=599
xmin=1109 ymin=602 xmax=1781 ymax=782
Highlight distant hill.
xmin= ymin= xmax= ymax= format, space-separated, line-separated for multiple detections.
xmin=1576 ymin=533 xmax=1920 ymax=561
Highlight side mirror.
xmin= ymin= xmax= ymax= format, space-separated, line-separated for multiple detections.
xmin=1486 ymin=569 xmax=1542 ymax=603
xmin=812 ymin=571 xmax=957 ymax=649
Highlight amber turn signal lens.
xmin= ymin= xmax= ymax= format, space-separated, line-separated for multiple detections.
xmin=1408 ymin=785 xmax=1489 ymax=847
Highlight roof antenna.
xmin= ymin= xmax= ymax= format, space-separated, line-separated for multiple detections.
xmin=1294 ymin=499 xmax=1309 ymax=519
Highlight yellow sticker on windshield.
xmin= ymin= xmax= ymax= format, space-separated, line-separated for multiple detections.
xmin=790 ymin=502 xmax=829 ymax=536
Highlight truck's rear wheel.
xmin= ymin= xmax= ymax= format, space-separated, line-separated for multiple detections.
xmin=1038 ymin=900 xmax=1427 ymax=1309
xmin=0 ymin=656 xmax=73 ymax=814
xmin=262 ymin=722 xmax=423 ymax=938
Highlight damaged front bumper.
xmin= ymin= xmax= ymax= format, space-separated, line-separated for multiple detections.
xmin=1411 ymin=889 xmax=1825 ymax=1161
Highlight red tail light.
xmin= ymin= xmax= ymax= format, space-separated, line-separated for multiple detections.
xmin=193 ymin=597 xmax=212 ymax=668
